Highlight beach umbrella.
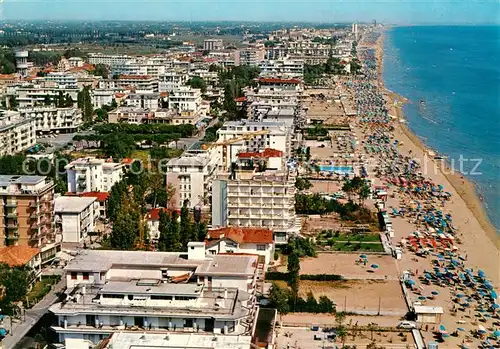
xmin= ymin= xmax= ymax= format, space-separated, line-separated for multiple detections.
xmin=457 ymin=327 xmax=466 ymax=332
xmin=491 ymin=303 xmax=499 ymax=309
xmin=360 ymin=254 xmax=367 ymax=259
xmin=494 ymin=330 xmax=500 ymax=337
xmin=406 ymin=279 xmax=416 ymax=286
xmin=478 ymin=270 xmax=485 ymax=278
xmin=431 ymin=291 xmax=439 ymax=295
xmin=371 ymin=264 xmax=379 ymax=269
xmin=439 ymin=324 xmax=446 ymax=332
xmin=491 ymin=290 xmax=498 ymax=299
xmin=418 ymin=296 xmax=427 ymax=300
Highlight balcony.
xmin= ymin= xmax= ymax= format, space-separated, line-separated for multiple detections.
xmin=5 ymin=201 xmax=17 ymax=208
xmin=6 ymin=234 xmax=19 ymax=241
xmin=6 ymin=212 xmax=17 ymax=219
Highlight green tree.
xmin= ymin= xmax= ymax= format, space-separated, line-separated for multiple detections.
xmin=295 ymin=177 xmax=312 ymax=191
xmin=268 ymin=283 xmax=291 ymax=320
xmin=180 ymin=202 xmax=195 ymax=248
xmin=8 ymin=95 xmax=18 ymax=110
xmin=186 ymin=76 xmax=207 ymax=93
xmin=0 ymin=263 xmax=34 ymax=315
xmin=157 ymin=209 xmax=172 ymax=252
xmin=107 ymin=180 xmax=129 ymax=221
xmin=305 ymin=292 xmax=318 ymax=313
xmin=318 ymin=296 xmax=335 ymax=313
xmin=77 ymin=85 xmax=93 ymax=122
xmin=94 ymin=63 xmax=108 ymax=79
xmin=109 ymin=194 xmax=140 ymax=250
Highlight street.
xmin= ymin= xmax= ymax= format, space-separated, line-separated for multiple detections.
xmin=0 ymin=279 xmax=65 ymax=349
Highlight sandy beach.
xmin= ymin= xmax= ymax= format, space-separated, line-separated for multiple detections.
xmin=367 ymin=30 xmax=500 ymax=347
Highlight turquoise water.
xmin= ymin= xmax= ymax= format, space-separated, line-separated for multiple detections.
xmin=383 ymin=26 xmax=500 ymax=232
xmin=319 ymin=166 xmax=354 ymax=174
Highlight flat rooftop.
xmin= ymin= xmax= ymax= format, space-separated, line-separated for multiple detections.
xmin=100 ymin=280 xmax=203 ymax=297
xmin=51 ymin=284 xmax=250 ymax=319
xmin=0 ymin=175 xmax=47 ymax=186
xmin=64 ymin=250 xmax=257 ymax=276
xmin=103 ymin=331 xmax=252 ymax=349
xmin=55 ymin=196 xmax=96 ymax=213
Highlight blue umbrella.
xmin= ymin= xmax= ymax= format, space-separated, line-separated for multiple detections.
xmin=491 ymin=303 xmax=499 ymax=309
xmin=406 ymin=279 xmax=416 ymax=285
xmin=360 ymin=254 xmax=367 ymax=259
xmin=371 ymin=264 xmax=379 ymax=269
xmin=491 ymin=290 xmax=498 ymax=299
xmin=457 ymin=327 xmax=465 ymax=332
xmin=418 ymin=296 xmax=427 ymax=300
xmin=439 ymin=324 xmax=446 ymax=332
xmin=456 ymin=293 xmax=466 ymax=298
xmin=431 ymin=291 xmax=439 ymax=295
xmin=494 ymin=330 xmax=500 ymax=337
xmin=478 ymin=270 xmax=485 ymax=278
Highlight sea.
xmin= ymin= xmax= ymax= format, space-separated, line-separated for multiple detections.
xmin=383 ymin=25 xmax=500 ymax=233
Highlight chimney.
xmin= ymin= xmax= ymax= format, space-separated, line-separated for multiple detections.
xmin=224 ymin=288 xmax=228 ymax=299
xmin=187 ymin=241 xmax=206 ymax=260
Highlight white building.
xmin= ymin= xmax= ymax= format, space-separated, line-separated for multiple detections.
xmin=125 ymin=92 xmax=160 ymax=111
xmin=54 ymin=196 xmax=99 ymax=244
xmin=258 ymin=59 xmax=304 ymax=79
xmin=19 ymin=107 xmax=83 ymax=134
xmin=65 ymin=157 xmax=125 ymax=193
xmin=68 ymin=57 xmax=84 ymax=68
xmin=212 ymin=172 xmax=299 ymax=244
xmin=116 ymin=75 xmax=158 ymax=93
xmin=215 ymin=120 xmax=291 ymax=170
xmin=49 ymin=245 xmax=262 ymax=346
xmin=44 ymin=72 xmax=78 ymax=88
xmin=168 ymin=86 xmax=202 ymax=115
xmin=92 ymin=89 xmax=115 ymax=109
xmin=158 ymin=72 xmax=189 ymax=93
xmin=166 ymin=153 xmax=219 ymax=209
xmin=16 ymin=85 xmax=79 ymax=109
xmin=203 ymin=39 xmax=224 ymax=51
xmin=0 ymin=110 xmax=37 ymax=156
xmin=206 ymin=227 xmax=275 ymax=267
xmin=88 ymin=53 xmax=133 ymax=66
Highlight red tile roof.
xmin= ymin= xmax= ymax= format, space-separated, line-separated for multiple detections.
xmin=207 ymin=227 xmax=273 ymax=244
xmin=0 ymin=246 xmax=40 ymax=267
xmin=258 ymin=77 xmax=301 ymax=84
xmin=160 ymin=92 xmax=169 ymax=97
xmin=237 ymin=148 xmax=283 ymax=159
xmin=234 ymin=97 xmax=247 ymax=102
xmin=115 ymin=92 xmax=126 ymax=98
xmin=121 ymin=158 xmax=134 ymax=165
xmin=146 ymin=208 xmax=180 ymax=221
xmin=0 ymin=74 xmax=16 ymax=80
xmin=79 ymin=192 xmax=110 ymax=202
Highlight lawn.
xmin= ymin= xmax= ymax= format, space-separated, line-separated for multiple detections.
xmin=330 ymin=242 xmax=385 ymax=252
xmin=318 ymin=231 xmax=382 ymax=243
xmin=25 ymin=275 xmax=61 ymax=308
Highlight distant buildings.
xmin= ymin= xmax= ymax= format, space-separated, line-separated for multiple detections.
xmin=65 ymin=157 xmax=125 ymax=193
xmin=19 ymin=107 xmax=83 ymax=135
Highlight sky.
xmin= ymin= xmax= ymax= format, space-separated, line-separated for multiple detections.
xmin=1 ymin=0 xmax=499 ymax=24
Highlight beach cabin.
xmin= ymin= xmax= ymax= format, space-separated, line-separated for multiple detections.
xmin=414 ymin=305 xmax=444 ymax=324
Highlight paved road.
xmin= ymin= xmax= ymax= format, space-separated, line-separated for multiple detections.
xmin=1 ymin=279 xmax=65 ymax=349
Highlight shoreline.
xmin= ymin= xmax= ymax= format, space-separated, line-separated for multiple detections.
xmin=375 ymin=30 xmax=500 ymax=250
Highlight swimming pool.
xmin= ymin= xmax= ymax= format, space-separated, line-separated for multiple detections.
xmin=319 ymin=165 xmax=354 ymax=174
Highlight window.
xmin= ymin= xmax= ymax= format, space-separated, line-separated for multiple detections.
xmin=102 ymin=294 xmax=124 ymax=299
xmin=71 ymin=272 xmax=77 ymax=280
xmin=151 ymin=295 xmax=173 ymax=300
xmin=82 ymin=272 xmax=89 ymax=280
xmin=257 ymin=244 xmax=267 ymax=251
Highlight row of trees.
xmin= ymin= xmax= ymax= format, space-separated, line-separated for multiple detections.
xmin=93 ymin=123 xmax=195 ymax=137
xmin=157 ymin=204 xmax=208 ymax=252
xmin=77 ymin=85 xmax=93 ymax=122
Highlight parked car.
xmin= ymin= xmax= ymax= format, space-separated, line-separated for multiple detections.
xmin=397 ymin=321 xmax=416 ymax=329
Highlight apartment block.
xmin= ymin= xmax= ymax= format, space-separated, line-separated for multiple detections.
xmin=125 ymin=92 xmax=160 ymax=111
xmin=211 ymin=171 xmax=299 ymax=244
xmin=65 ymin=157 xmax=125 ymax=193
xmin=0 ymin=175 xmax=60 ymax=263
xmin=158 ymin=72 xmax=189 ymax=93
xmin=43 ymin=72 xmax=78 ymax=88
xmin=215 ymin=120 xmax=291 ymax=170
xmin=116 ymin=75 xmax=158 ymax=93
xmin=91 ymin=89 xmax=115 ymax=108
xmin=258 ymin=59 xmax=304 ymax=79
xmin=166 ymin=153 xmax=219 ymax=209
xmin=19 ymin=107 xmax=83 ymax=134
xmin=0 ymin=110 xmax=37 ymax=156
xmin=203 ymin=39 xmax=224 ymax=51
xmin=168 ymin=86 xmax=203 ymax=115
xmin=16 ymin=85 xmax=79 ymax=109
xmin=88 ymin=53 xmax=133 ymax=66
xmin=54 ymin=196 xmax=99 ymax=244
xmin=108 ymin=107 xmax=154 ymax=124
xmin=49 ymin=244 xmax=261 ymax=346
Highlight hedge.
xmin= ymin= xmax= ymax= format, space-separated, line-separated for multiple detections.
xmin=266 ymin=272 xmax=343 ymax=281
